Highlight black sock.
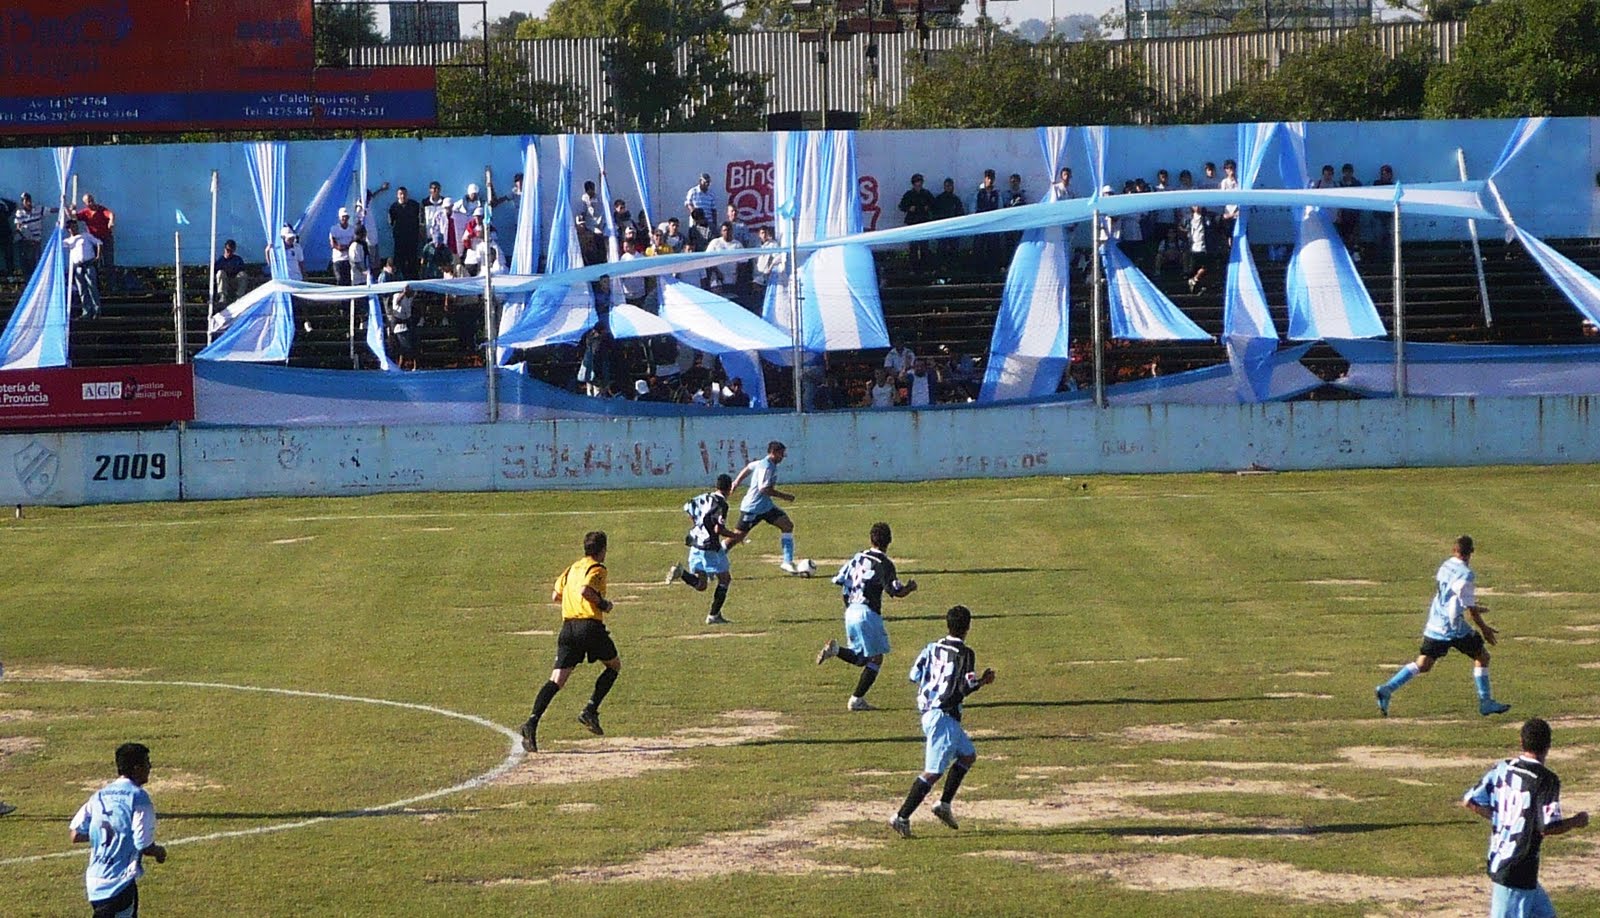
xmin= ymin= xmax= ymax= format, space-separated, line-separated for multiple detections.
xmin=709 ymin=582 xmax=729 ymax=617
xmin=529 ymin=680 xmax=561 ymax=723
xmin=680 ymin=569 xmax=703 ymax=588
xmin=941 ymin=761 xmax=970 ymax=805
xmin=837 ymin=647 xmax=864 ymax=666
xmin=897 ymin=776 xmax=935 ymax=820
xmin=852 ymin=664 xmax=880 ymax=700
xmin=589 ymin=667 xmax=619 ymax=710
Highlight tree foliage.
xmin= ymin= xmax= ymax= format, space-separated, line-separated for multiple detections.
xmin=313 ymin=0 xmax=383 ymax=67
xmin=434 ymin=42 xmax=590 ymax=135
xmin=517 ymin=0 xmax=768 ymax=132
xmin=1423 ymin=0 xmax=1600 ymax=117
xmin=873 ymin=36 xmax=1163 ymax=129
xmin=1205 ymin=25 xmax=1434 ymax=122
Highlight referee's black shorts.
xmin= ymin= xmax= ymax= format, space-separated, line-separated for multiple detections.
xmin=554 ymin=618 xmax=619 ymax=669
xmin=91 ymin=881 xmax=138 ymax=918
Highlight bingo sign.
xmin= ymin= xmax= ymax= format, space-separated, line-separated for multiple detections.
xmin=725 ymin=161 xmax=882 ymax=232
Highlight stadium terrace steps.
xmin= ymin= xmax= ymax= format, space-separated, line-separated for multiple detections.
xmin=0 ymin=239 xmax=1594 ymax=378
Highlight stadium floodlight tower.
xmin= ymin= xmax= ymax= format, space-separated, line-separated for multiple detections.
xmin=1124 ymin=0 xmax=1371 ymax=38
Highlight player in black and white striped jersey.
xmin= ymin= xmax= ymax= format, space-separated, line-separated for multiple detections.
xmin=667 ymin=474 xmax=738 ymax=625
xmin=890 ymin=604 xmax=995 ymax=838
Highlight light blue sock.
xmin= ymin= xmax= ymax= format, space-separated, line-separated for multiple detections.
xmin=781 ymin=533 xmax=795 ymax=565
xmin=1382 ymin=662 xmax=1419 ymax=693
xmin=1474 ymin=666 xmax=1491 ymax=701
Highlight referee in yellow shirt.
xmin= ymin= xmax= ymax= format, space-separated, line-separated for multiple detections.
xmin=520 ymin=531 xmax=623 ymax=753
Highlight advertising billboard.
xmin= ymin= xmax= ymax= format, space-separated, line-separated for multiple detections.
xmin=0 ymin=364 xmax=195 ymax=430
xmin=0 ymin=0 xmax=436 ymax=133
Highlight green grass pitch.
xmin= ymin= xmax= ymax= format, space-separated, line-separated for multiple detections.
xmin=2 ymin=465 xmax=1597 ymax=916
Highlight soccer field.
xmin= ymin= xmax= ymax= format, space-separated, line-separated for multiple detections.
xmin=2 ymin=465 xmax=1597 ymax=917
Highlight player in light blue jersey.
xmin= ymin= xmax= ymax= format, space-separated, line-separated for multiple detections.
xmin=817 ymin=522 xmax=918 ymax=711
xmin=667 ymin=474 xmax=738 ymax=624
xmin=890 ymin=604 xmax=995 ymax=838
xmin=1376 ymin=535 xmax=1510 ymax=717
xmin=70 ymin=742 xmax=167 ymax=917
xmin=725 ymin=441 xmax=803 ymax=574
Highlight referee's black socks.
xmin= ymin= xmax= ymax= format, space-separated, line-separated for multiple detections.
xmin=530 ymin=680 xmax=561 ymax=723
xmin=590 ymin=667 xmax=619 ymax=710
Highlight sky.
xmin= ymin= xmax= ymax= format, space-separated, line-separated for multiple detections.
xmin=481 ymin=0 xmax=1119 ymax=30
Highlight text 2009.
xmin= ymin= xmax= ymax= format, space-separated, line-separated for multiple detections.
xmin=92 ymin=453 xmax=167 ymax=481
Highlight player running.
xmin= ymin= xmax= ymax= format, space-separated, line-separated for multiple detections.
xmin=1462 ymin=717 xmax=1588 ymax=918
xmin=817 ymin=522 xmax=917 ymax=711
xmin=70 ymin=742 xmax=168 ymax=917
xmin=890 ymin=604 xmax=995 ymax=838
xmin=725 ymin=441 xmax=804 ymax=574
xmin=1375 ymin=535 xmax=1510 ymax=717
xmin=668 ymin=474 xmax=738 ymax=625
xmin=520 ymin=531 xmax=623 ymax=753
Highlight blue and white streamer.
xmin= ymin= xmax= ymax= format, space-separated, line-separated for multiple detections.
xmin=764 ymin=131 xmax=889 ymax=354
xmin=1103 ymin=242 xmax=1209 ymax=340
xmin=293 ymin=139 xmax=360 ymax=271
xmin=1224 ymin=122 xmax=1283 ymax=401
xmin=197 ymin=142 xmax=298 ymax=362
xmin=0 ymin=146 xmax=74 ymax=369
xmin=1489 ymin=117 xmax=1548 ymax=180
xmin=592 ymin=134 xmax=620 ymax=263
xmin=980 ymin=126 xmax=1071 ymax=402
xmin=624 ymin=133 xmax=654 ymax=233
xmin=1279 ymin=123 xmax=1385 ymax=340
xmin=511 ymin=136 xmax=541 ymax=274
xmin=498 ymin=134 xmax=596 ymax=356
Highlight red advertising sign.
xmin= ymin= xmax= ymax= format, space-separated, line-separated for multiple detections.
xmin=0 ymin=0 xmax=435 ymax=133
xmin=0 ymin=365 xmax=195 ymax=430
xmin=725 ymin=160 xmax=883 ymax=232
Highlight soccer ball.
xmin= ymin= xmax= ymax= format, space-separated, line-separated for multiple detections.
xmin=797 ymin=558 xmax=816 ymax=577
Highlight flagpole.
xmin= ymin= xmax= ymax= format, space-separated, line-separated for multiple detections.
xmin=207 ymin=170 xmax=219 ymax=342
xmin=174 ymin=230 xmax=185 ymax=364
xmin=349 ymin=163 xmax=361 ymax=368
xmin=1392 ymin=195 xmax=1406 ymax=399
xmin=484 ymin=165 xmax=499 ymax=423
xmin=1090 ymin=211 xmax=1105 ymax=408
xmin=789 ymin=233 xmax=802 ymax=415
xmin=1456 ymin=148 xmax=1493 ymax=327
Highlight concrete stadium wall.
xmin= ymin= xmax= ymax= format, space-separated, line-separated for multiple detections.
xmin=1 ymin=395 xmax=1594 ymax=506
xmin=2 ymin=117 xmax=1596 ymax=268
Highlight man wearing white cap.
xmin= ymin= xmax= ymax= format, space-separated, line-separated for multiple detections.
xmin=451 ymin=186 xmax=480 ymax=259
xmin=271 ymin=224 xmax=305 ymax=281
xmin=329 ymin=207 xmax=356 ymax=286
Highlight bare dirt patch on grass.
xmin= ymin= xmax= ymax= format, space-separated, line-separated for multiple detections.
xmin=269 ymin=537 xmax=315 ymax=545
xmin=977 ymin=850 xmax=1482 ymax=916
xmin=1336 ymin=747 xmax=1484 ymax=770
xmin=1263 ymin=692 xmax=1334 ymax=700
xmin=1118 ymin=723 xmax=1229 ymax=743
xmin=673 ymin=631 xmax=769 ymax=641
xmin=506 ymin=629 xmax=554 ymax=637
xmin=1 ymin=735 xmax=44 ymax=762
xmin=1303 ymin=579 xmax=1380 ymax=586
xmin=73 ymin=769 xmax=224 ymax=793
xmin=557 ymin=801 xmax=893 ymax=883
xmin=0 ymin=709 xmax=39 ymax=724
xmin=1061 ymin=657 xmax=1187 ymax=666
xmin=490 ymin=710 xmax=791 ymax=789
xmin=7 ymin=665 xmax=148 ymax=681
xmin=1515 ymin=636 xmax=1599 ymax=645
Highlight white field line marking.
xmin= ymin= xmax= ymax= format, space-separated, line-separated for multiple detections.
xmin=0 ymin=485 xmax=1392 ymax=535
xmin=0 ymin=678 xmax=521 ymax=868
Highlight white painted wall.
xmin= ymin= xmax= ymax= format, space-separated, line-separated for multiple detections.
xmin=1 ymin=396 xmax=1594 ymax=506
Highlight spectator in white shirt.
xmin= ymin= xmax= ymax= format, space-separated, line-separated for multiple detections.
xmin=685 ymin=173 xmax=716 ymax=224
xmin=272 ymin=224 xmax=306 ymax=281
xmin=884 ymin=342 xmax=916 ymax=378
xmin=703 ymin=221 xmax=743 ymax=292
xmin=751 ymin=225 xmax=784 ymax=310
xmin=870 ymin=369 xmax=896 ymax=407
xmin=329 ymin=207 xmax=356 ymax=285
xmin=65 ymin=221 xmax=103 ymax=318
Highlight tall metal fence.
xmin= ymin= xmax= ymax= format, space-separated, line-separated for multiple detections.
xmin=350 ymin=20 xmax=1466 ymax=125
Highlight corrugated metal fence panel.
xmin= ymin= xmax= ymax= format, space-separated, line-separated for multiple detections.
xmin=1125 ymin=21 xmax=1467 ymax=104
xmin=350 ymin=21 xmax=1464 ymax=120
